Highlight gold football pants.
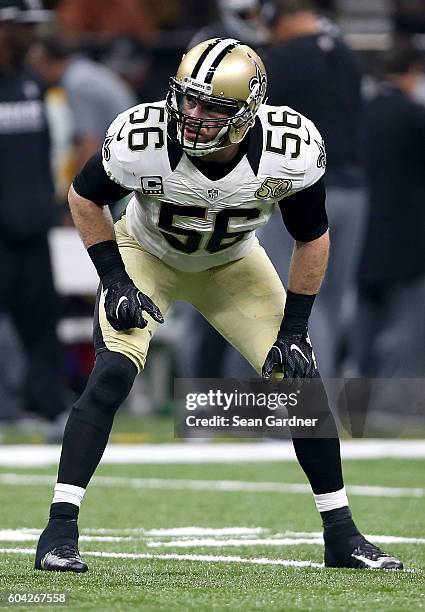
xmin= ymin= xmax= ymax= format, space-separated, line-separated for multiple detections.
xmin=95 ymin=217 xmax=286 ymax=374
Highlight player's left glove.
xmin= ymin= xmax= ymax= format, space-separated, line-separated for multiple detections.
xmin=262 ymin=332 xmax=318 ymax=380
xmin=262 ymin=290 xmax=319 ymax=381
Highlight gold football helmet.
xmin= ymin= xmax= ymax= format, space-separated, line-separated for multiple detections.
xmin=166 ymin=38 xmax=267 ymax=156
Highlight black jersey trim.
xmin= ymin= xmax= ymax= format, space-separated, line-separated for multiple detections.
xmin=73 ymin=152 xmax=130 ymax=206
xmin=246 ymin=117 xmax=263 ymax=176
xmin=279 ymin=178 xmax=328 ymax=242
xmin=167 ymin=122 xmax=184 ymax=171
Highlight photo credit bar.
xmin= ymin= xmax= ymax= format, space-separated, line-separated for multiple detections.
xmin=174 ymin=378 xmax=337 ymax=439
xmin=174 ymin=378 xmax=425 ymax=439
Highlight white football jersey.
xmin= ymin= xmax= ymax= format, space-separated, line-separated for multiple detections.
xmin=102 ymin=100 xmax=326 ymax=272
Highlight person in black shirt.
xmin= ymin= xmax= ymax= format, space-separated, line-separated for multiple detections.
xmin=262 ymin=0 xmax=365 ymax=376
xmin=0 ymin=0 xmax=67 ymax=424
xmin=188 ymin=0 xmax=273 ymax=49
xmin=354 ymin=42 xmax=425 ymax=380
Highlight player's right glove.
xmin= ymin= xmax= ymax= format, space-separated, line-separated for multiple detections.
xmin=87 ymin=239 xmax=164 ymax=332
xmin=103 ymin=278 xmax=163 ymax=331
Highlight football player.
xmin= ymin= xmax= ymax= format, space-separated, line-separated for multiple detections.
xmin=34 ymin=38 xmax=402 ymax=572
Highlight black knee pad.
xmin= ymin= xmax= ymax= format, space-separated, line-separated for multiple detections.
xmin=75 ymin=351 xmax=137 ymax=417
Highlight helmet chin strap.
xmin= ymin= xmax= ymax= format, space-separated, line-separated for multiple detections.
xmin=184 ymin=146 xmax=219 ymax=158
xmin=178 ymin=124 xmax=230 ymax=157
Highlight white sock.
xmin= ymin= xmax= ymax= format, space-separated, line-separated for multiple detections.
xmin=314 ymin=487 xmax=348 ymax=513
xmin=52 ymin=483 xmax=86 ymax=508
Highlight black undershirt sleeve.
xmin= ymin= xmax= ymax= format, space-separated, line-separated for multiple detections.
xmin=72 ymin=151 xmax=131 ymax=206
xmin=278 ymin=178 xmax=328 ymax=242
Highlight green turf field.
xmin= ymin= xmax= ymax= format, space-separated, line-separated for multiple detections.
xmin=0 ymin=458 xmax=424 ymax=611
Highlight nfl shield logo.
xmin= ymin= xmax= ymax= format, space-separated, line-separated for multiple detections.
xmin=207 ymin=188 xmax=219 ymax=200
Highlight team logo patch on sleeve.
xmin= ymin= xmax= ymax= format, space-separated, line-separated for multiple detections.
xmin=141 ymin=176 xmax=164 ymax=195
xmin=255 ymin=177 xmax=292 ymax=199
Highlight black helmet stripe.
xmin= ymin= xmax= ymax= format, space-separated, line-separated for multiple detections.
xmin=204 ymin=42 xmax=238 ymax=84
xmin=190 ymin=39 xmax=221 ymax=80
xmin=191 ymin=38 xmax=239 ymax=83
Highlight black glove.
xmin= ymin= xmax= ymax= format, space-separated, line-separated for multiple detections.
xmin=103 ymin=279 xmax=164 ymax=332
xmin=262 ymin=290 xmax=319 ymax=381
xmin=262 ymin=332 xmax=318 ymax=380
xmin=87 ymin=240 xmax=164 ymax=332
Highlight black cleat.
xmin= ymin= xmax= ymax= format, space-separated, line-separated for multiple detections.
xmin=39 ymin=544 xmax=88 ymax=573
xmin=34 ymin=518 xmax=88 ymax=573
xmin=325 ymin=538 xmax=403 ymax=570
xmin=350 ymin=541 xmax=403 ymax=570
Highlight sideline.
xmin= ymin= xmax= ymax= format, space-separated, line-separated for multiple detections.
xmin=0 ymin=440 xmax=425 ymax=466
xmin=0 ymin=472 xmax=424 ymax=498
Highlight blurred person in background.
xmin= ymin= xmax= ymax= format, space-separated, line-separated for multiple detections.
xmin=54 ymin=0 xmax=158 ymax=41
xmin=354 ymin=41 xmax=425 ymax=380
xmin=29 ymin=37 xmax=137 ymax=173
xmin=394 ymin=0 xmax=425 ymax=36
xmin=0 ymin=0 xmax=67 ymax=426
xmin=189 ymin=0 xmax=274 ymax=48
xmin=262 ymin=0 xmax=365 ymax=377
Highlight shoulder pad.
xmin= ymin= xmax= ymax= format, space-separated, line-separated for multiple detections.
xmin=257 ymin=104 xmax=326 ymax=194
xmin=102 ymin=101 xmax=167 ymax=190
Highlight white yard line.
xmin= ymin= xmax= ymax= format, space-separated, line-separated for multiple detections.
xmin=84 ymin=527 xmax=266 ymax=537
xmin=271 ymin=532 xmax=425 ymax=546
xmin=1 ymin=528 xmax=424 ymax=546
xmin=0 ymin=530 xmax=134 ymax=542
xmin=0 ymin=472 xmax=424 ymax=499
xmin=0 ymin=440 xmax=425 ymax=466
xmin=347 ymin=485 xmax=425 ymax=497
xmin=146 ymin=537 xmax=325 ymax=547
xmin=146 ymin=535 xmax=425 ymax=547
xmin=0 ymin=547 xmax=418 ymax=572
xmin=6 ymin=527 xmax=264 ymax=537
xmin=0 ymin=547 xmax=322 ymax=569
xmin=70 ymin=550 xmax=326 ymax=568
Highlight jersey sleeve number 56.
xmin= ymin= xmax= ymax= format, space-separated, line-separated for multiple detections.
xmin=103 ymin=105 xmax=166 ymax=161
xmin=265 ymin=110 xmax=303 ymax=159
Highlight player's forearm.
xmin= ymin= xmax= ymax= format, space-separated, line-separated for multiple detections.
xmin=288 ymin=230 xmax=329 ymax=295
xmin=278 ymin=231 xmax=329 ymax=335
xmin=68 ymin=184 xmax=130 ymax=287
xmin=68 ymin=185 xmax=115 ymax=248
